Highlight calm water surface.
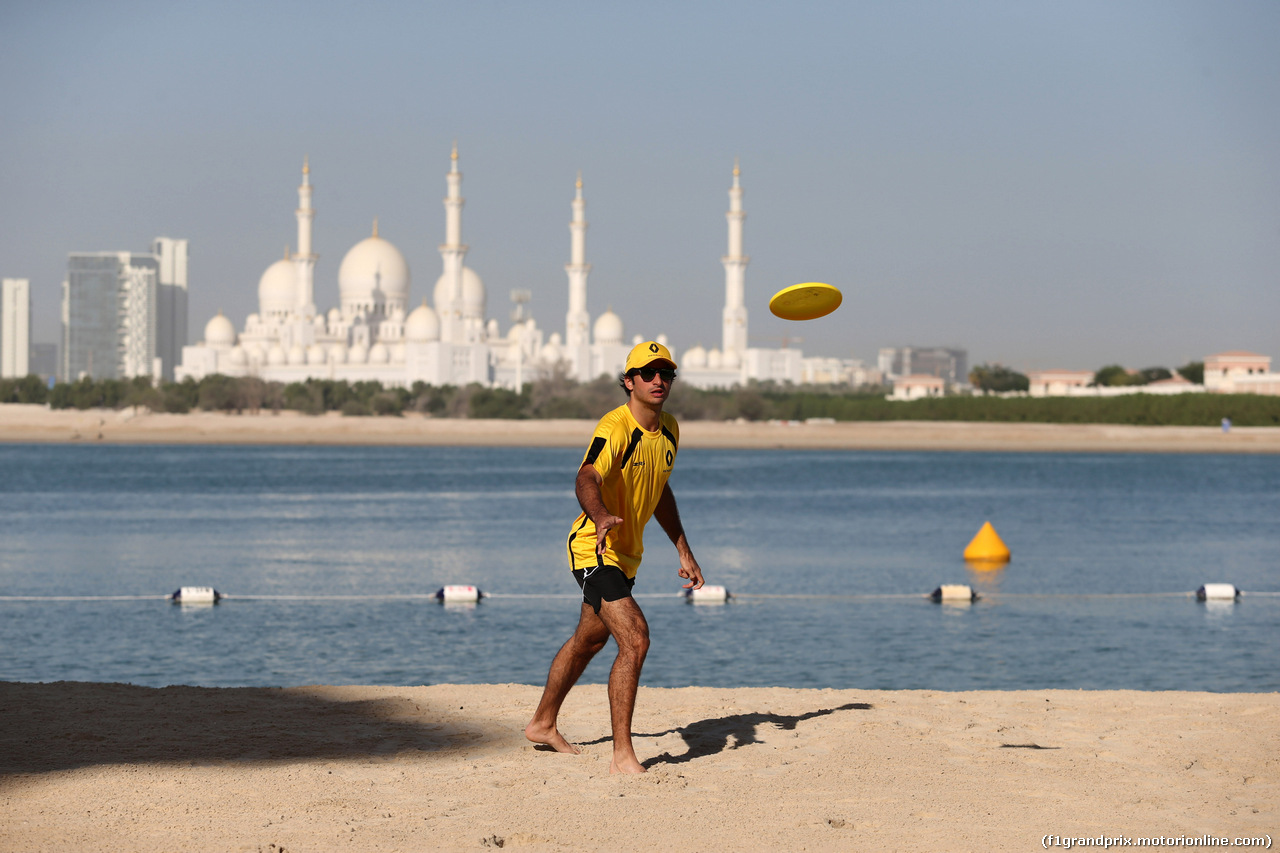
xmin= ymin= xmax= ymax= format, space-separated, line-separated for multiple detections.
xmin=1 ymin=444 xmax=1276 ymax=691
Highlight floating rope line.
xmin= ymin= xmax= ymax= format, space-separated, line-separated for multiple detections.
xmin=0 ymin=590 xmax=1275 ymax=603
xmin=0 ymin=595 xmax=169 ymax=601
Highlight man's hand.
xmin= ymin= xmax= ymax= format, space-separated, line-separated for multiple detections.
xmin=678 ymin=553 xmax=704 ymax=590
xmin=594 ymin=514 xmax=623 ymax=555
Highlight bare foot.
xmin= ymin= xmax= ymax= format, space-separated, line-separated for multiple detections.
xmin=609 ymin=754 xmax=646 ymax=774
xmin=524 ymin=720 xmax=581 ymax=754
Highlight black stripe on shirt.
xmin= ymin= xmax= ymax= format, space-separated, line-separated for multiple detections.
xmin=660 ymin=425 xmax=678 ymax=453
xmin=618 ymin=427 xmax=644 ymax=469
xmin=567 ymin=515 xmax=592 ymax=569
xmin=584 ymin=436 xmax=607 ymax=465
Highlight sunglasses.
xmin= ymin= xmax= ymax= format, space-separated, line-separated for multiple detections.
xmin=630 ymin=367 xmax=677 ymax=383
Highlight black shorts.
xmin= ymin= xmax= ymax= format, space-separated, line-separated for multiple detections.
xmin=572 ymin=565 xmax=635 ymax=614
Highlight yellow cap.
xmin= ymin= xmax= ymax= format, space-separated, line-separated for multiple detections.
xmin=624 ymin=341 xmax=677 ymax=373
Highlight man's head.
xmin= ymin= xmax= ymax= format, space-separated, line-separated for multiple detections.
xmin=619 ymin=341 xmax=678 ymax=398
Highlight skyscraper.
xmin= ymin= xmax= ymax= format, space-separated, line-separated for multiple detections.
xmin=2 ymin=278 xmax=31 ymax=378
xmin=152 ymin=238 xmax=189 ymax=381
xmin=61 ymin=253 xmax=159 ymax=381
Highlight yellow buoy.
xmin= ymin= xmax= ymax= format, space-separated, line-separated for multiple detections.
xmin=964 ymin=521 xmax=1010 ymax=566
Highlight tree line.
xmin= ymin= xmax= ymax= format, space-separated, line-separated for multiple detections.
xmin=3 ymin=369 xmax=1277 ymax=425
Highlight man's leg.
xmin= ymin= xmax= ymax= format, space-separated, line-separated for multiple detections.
xmin=596 ymin=596 xmax=650 ymax=774
xmin=525 ymin=603 xmax=609 ymax=754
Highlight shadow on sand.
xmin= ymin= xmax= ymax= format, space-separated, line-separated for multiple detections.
xmin=0 ymin=681 xmax=498 ymax=780
xmin=578 ymin=702 xmax=871 ymax=767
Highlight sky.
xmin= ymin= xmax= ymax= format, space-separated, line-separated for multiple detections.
xmin=2 ymin=0 xmax=1277 ymax=372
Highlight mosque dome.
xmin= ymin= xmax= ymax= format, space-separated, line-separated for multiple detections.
xmin=707 ymin=348 xmax=723 ymax=370
xmin=539 ymin=335 xmax=563 ymax=364
xmin=306 ymin=344 xmax=327 ymax=366
xmin=682 ymin=344 xmax=708 ymax=369
xmin=404 ymin=301 xmax=441 ymax=342
xmin=722 ymin=349 xmax=741 ymax=369
xmin=593 ymin=309 xmax=623 ymax=345
xmin=267 ymin=344 xmax=287 ymax=366
xmin=244 ymin=344 xmax=264 ymax=365
xmin=228 ymin=346 xmax=248 ymax=367
xmin=327 ymin=307 xmax=342 ymax=325
xmin=287 ymin=344 xmax=306 ymax=365
xmin=339 ymin=229 xmax=410 ymax=315
xmin=348 ymin=342 xmax=368 ymax=364
xmin=433 ymin=267 xmax=486 ymax=318
xmin=390 ymin=342 xmax=406 ymax=363
xmin=204 ymin=312 xmax=236 ymax=347
xmin=329 ymin=343 xmax=348 ymax=364
xmin=486 ymin=318 xmax=500 ymax=340
xmin=368 ymin=342 xmax=390 ymax=364
xmin=258 ymin=257 xmax=296 ymax=316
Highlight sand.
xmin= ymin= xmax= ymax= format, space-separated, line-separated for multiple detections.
xmin=0 ymin=682 xmax=1275 ymax=851
xmin=2 ymin=403 xmax=1278 ymax=452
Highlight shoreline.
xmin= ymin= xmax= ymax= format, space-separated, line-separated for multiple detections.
xmin=1 ymin=681 xmax=1275 ymax=851
xmin=2 ymin=404 xmax=1278 ymax=452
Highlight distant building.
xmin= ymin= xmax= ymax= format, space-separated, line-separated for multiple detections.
xmin=2 ymin=278 xmax=31 ymax=378
xmin=878 ymin=346 xmax=968 ymax=386
xmin=1204 ymin=351 xmax=1279 ymax=395
xmin=178 ymin=153 xmax=841 ymax=391
xmin=60 ymin=240 xmax=189 ymax=383
xmin=1027 ymin=369 xmax=1093 ymax=397
xmin=152 ymin=238 xmax=189 ymax=381
xmin=890 ymin=374 xmax=944 ymax=400
xmin=62 ymin=252 xmax=159 ymax=381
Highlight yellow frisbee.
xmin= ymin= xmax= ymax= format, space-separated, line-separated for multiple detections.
xmin=768 ymin=282 xmax=843 ymax=321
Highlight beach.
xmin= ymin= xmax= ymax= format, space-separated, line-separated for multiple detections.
xmin=2 ymin=404 xmax=1278 ymax=452
xmin=3 ymin=408 xmax=1277 ymax=850
xmin=0 ymin=681 xmax=1275 ymax=851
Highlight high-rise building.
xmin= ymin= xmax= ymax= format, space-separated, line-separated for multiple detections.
xmin=61 ymin=252 xmax=159 ymax=381
xmin=2 ymin=278 xmax=31 ymax=378
xmin=878 ymin=346 xmax=968 ymax=385
xmin=152 ymin=238 xmax=189 ymax=381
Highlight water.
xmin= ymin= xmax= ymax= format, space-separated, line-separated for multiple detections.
xmin=1 ymin=444 xmax=1276 ymax=691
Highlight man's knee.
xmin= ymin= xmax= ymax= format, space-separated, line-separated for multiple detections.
xmin=615 ymin=620 xmax=649 ymax=659
xmin=577 ymin=634 xmax=608 ymax=656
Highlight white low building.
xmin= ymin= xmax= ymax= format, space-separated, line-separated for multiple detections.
xmin=891 ymin=374 xmax=944 ymax=400
xmin=1204 ymin=351 xmax=1279 ymax=394
xmin=1027 ymin=369 xmax=1094 ymax=397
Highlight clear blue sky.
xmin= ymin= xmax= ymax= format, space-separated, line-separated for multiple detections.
xmin=2 ymin=0 xmax=1277 ymax=371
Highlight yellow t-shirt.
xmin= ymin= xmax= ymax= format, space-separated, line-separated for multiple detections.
xmin=567 ymin=404 xmax=680 ymax=579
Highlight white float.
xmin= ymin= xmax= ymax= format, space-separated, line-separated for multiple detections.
xmin=930 ymin=584 xmax=977 ymax=602
xmin=169 ymin=586 xmax=221 ymax=605
xmin=685 ymin=585 xmax=730 ymax=604
xmin=1196 ymin=583 xmax=1239 ymax=601
xmin=435 ymin=585 xmax=483 ymax=603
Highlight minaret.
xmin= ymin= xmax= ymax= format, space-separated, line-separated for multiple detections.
xmin=565 ymin=172 xmax=592 ymax=377
xmin=294 ymin=156 xmax=317 ymax=318
xmin=721 ymin=158 xmax=749 ymax=359
xmin=438 ymin=143 xmax=468 ymax=344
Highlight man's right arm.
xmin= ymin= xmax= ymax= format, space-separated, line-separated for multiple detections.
xmin=575 ymin=464 xmax=623 ymax=555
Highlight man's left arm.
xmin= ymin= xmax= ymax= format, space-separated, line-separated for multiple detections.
xmin=653 ymin=482 xmax=704 ymax=590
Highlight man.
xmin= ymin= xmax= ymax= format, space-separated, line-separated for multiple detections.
xmin=525 ymin=340 xmax=705 ymax=774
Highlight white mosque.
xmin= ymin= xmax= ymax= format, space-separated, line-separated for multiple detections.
xmin=177 ymin=148 xmax=826 ymax=390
